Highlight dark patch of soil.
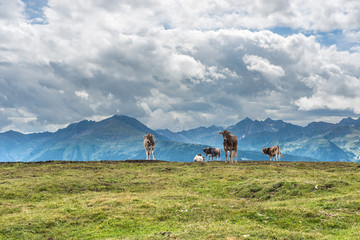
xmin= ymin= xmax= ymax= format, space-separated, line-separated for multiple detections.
xmin=123 ymin=159 xmax=168 ymax=163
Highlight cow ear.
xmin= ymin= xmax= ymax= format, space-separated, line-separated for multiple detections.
xmin=219 ymin=131 xmax=223 ymax=134
xmin=229 ymin=131 xmax=232 ymax=134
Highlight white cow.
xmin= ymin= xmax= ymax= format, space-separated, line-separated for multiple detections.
xmin=193 ymin=154 xmax=205 ymax=162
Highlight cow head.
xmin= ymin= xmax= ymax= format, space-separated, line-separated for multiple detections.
xmin=144 ymin=133 xmax=152 ymax=139
xmin=261 ymin=148 xmax=268 ymax=154
xmin=219 ymin=130 xmax=231 ymax=140
xmin=203 ymin=148 xmax=208 ymax=154
xmin=144 ymin=133 xmax=155 ymax=144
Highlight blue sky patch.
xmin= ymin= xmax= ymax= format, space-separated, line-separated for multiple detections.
xmin=22 ymin=0 xmax=48 ymax=24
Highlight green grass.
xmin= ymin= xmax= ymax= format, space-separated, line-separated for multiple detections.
xmin=1 ymin=161 xmax=360 ymax=239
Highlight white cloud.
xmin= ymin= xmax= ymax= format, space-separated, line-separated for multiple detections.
xmin=295 ymin=72 xmax=360 ymax=114
xmin=243 ymin=54 xmax=285 ymax=81
xmin=75 ymin=90 xmax=89 ymax=100
xmin=0 ymin=0 xmax=360 ymax=132
xmin=0 ymin=0 xmax=25 ymax=21
xmin=0 ymin=107 xmax=37 ymax=132
xmin=296 ymin=95 xmax=360 ymax=114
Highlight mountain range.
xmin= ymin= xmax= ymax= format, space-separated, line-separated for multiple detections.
xmin=0 ymin=115 xmax=359 ymax=162
xmin=157 ymin=117 xmax=360 ymax=162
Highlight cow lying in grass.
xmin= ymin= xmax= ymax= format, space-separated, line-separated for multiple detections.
xmin=193 ymin=154 xmax=205 ymax=162
xmin=203 ymin=147 xmax=221 ymax=161
xmin=262 ymin=145 xmax=284 ymax=161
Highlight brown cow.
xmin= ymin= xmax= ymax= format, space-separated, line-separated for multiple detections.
xmin=262 ymin=145 xmax=284 ymax=161
xmin=203 ymin=147 xmax=221 ymax=161
xmin=143 ymin=133 xmax=156 ymax=160
xmin=219 ymin=130 xmax=238 ymax=163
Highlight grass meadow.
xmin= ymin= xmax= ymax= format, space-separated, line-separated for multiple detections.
xmin=1 ymin=160 xmax=360 ymax=239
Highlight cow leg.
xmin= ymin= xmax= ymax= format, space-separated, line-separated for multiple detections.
xmin=229 ymin=150 xmax=233 ymax=163
xmin=234 ymin=150 xmax=237 ymax=163
xmin=225 ymin=151 xmax=228 ymax=162
xmin=145 ymin=149 xmax=149 ymax=160
xmin=152 ymin=148 xmax=156 ymax=160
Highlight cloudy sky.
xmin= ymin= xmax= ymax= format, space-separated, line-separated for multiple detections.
xmin=1 ymin=0 xmax=360 ymax=133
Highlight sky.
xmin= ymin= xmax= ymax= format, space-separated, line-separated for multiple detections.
xmin=1 ymin=0 xmax=360 ymax=133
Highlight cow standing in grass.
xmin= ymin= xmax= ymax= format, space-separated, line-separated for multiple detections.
xmin=262 ymin=145 xmax=284 ymax=161
xmin=143 ymin=133 xmax=156 ymax=160
xmin=219 ymin=130 xmax=238 ymax=163
xmin=203 ymin=147 xmax=221 ymax=161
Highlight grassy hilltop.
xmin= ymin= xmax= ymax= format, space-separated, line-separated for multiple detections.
xmin=1 ymin=161 xmax=360 ymax=239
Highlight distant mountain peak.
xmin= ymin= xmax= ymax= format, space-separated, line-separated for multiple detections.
xmin=3 ymin=130 xmax=23 ymax=136
xmin=106 ymin=115 xmax=145 ymax=125
xmin=264 ymin=118 xmax=285 ymax=124
xmin=111 ymin=114 xmax=135 ymax=120
xmin=242 ymin=117 xmax=253 ymax=122
xmin=63 ymin=119 xmax=95 ymax=129
xmin=339 ymin=117 xmax=360 ymax=126
xmin=340 ymin=117 xmax=354 ymax=122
